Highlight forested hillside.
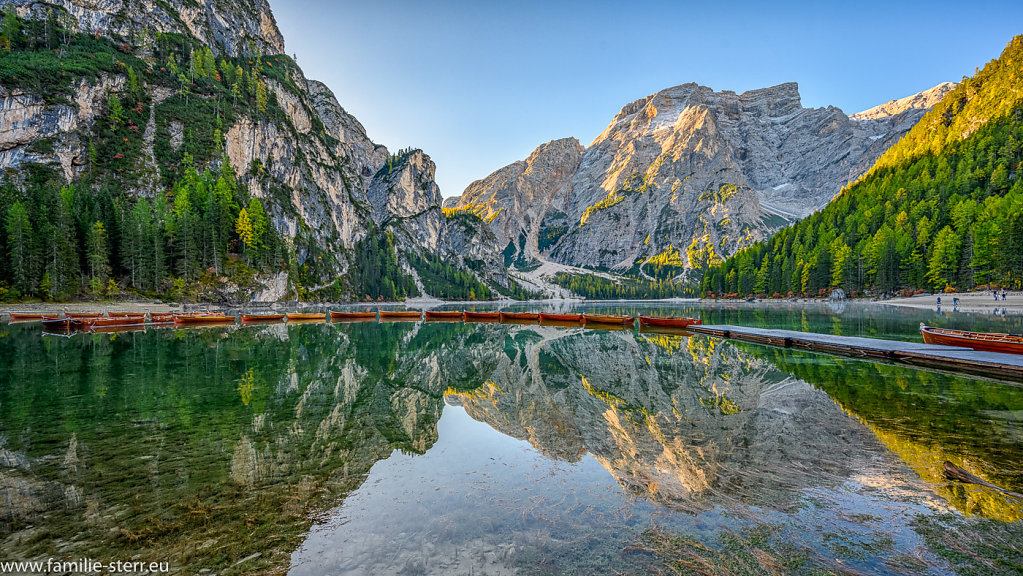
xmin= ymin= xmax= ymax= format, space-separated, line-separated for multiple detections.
xmin=701 ymin=36 xmax=1023 ymax=298
xmin=0 ymin=10 xmax=298 ymax=301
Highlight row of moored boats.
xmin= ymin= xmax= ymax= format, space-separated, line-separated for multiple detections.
xmin=5 ymin=310 xmax=703 ymax=333
xmin=7 ymin=312 xmax=1020 ymax=355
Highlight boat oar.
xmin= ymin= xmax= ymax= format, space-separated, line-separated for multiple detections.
xmin=942 ymin=461 xmax=1023 ymax=501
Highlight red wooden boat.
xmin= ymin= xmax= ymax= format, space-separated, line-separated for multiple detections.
xmin=330 ymin=311 xmax=377 ymax=320
xmin=285 ymin=312 xmax=326 ymax=321
xmin=424 ymin=310 xmax=464 ymax=320
xmin=149 ymin=313 xmax=177 ymax=324
xmin=241 ymin=313 xmax=286 ymax=322
xmin=500 ymin=312 xmax=539 ymax=322
xmin=378 ymin=310 xmax=423 ymax=320
xmin=583 ymin=313 xmax=635 ymax=325
xmin=464 ymin=311 xmax=500 ymax=321
xmin=174 ymin=314 xmax=235 ymax=325
xmin=109 ymin=311 xmax=147 ymax=318
xmin=540 ymin=313 xmax=583 ymax=323
xmin=920 ymin=324 xmax=1023 ymax=355
xmin=638 ymin=315 xmax=702 ymax=328
xmin=41 ymin=317 xmax=72 ymax=329
xmin=8 ymin=313 xmax=47 ymax=322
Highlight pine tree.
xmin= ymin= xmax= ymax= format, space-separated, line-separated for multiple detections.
xmin=130 ymin=198 xmax=155 ymax=292
xmin=87 ymin=221 xmax=110 ymax=290
xmin=255 ymin=78 xmax=268 ymax=114
xmin=190 ymin=48 xmax=203 ymax=81
xmin=49 ymin=186 xmax=79 ymax=298
xmin=126 ymin=66 xmax=141 ymax=102
xmin=248 ymin=198 xmax=267 ymax=250
xmin=202 ymin=47 xmax=217 ymax=82
xmin=108 ymin=94 xmax=124 ymax=126
xmin=5 ymin=201 xmax=33 ymax=294
xmin=1 ymin=9 xmax=22 ymax=52
xmin=236 ymin=208 xmax=254 ymax=252
xmin=927 ymin=226 xmax=962 ymax=291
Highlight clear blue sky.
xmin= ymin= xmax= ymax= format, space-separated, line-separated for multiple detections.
xmin=270 ymin=0 xmax=1022 ymax=198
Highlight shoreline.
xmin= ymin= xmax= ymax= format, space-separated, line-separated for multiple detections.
xmin=1 ymin=292 xmax=1020 ymax=316
xmin=874 ymin=291 xmax=1022 ymax=315
xmin=0 ymin=301 xmax=181 ymax=314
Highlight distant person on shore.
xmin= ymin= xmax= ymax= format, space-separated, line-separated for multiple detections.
xmin=953 ymin=297 xmax=960 ymax=307
xmin=937 ymin=296 xmax=941 ymax=306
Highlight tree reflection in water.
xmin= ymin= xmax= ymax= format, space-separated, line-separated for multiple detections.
xmin=0 ymin=319 xmax=1020 ymax=574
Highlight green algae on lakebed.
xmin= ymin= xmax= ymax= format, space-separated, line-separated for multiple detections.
xmin=0 ymin=303 xmax=1021 ymax=574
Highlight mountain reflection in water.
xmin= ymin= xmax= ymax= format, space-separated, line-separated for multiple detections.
xmin=0 ymin=317 xmax=1020 ymax=574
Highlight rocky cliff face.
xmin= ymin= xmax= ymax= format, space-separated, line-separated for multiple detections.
xmin=6 ymin=0 xmax=285 ymax=57
xmin=454 ymin=82 xmax=952 ymax=275
xmin=450 ymin=138 xmax=584 ymax=259
xmin=367 ymin=150 xmax=509 ymax=288
xmin=0 ymin=0 xmax=506 ymax=299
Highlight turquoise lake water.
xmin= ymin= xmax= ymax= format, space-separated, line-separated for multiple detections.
xmin=1 ymin=302 xmax=1020 ymax=574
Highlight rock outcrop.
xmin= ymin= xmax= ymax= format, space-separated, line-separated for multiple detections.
xmin=367 ymin=150 xmax=509 ymax=288
xmin=454 ymin=138 xmax=584 ymax=259
xmin=6 ymin=0 xmax=286 ymax=57
xmin=454 ymin=82 xmax=952 ymax=275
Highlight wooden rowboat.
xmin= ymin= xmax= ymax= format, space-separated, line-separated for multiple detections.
xmin=583 ymin=313 xmax=634 ymax=325
xmin=540 ymin=313 xmax=583 ymax=323
xmin=8 ymin=313 xmax=47 ymax=322
xmin=424 ymin=310 xmax=464 ymax=320
xmin=285 ymin=313 xmax=326 ymax=321
xmin=378 ymin=310 xmax=422 ymax=320
xmin=41 ymin=317 xmax=72 ymax=329
xmin=421 ymin=311 xmax=462 ymax=319
xmin=464 ymin=311 xmax=500 ymax=321
xmin=174 ymin=314 xmax=235 ymax=325
xmin=241 ymin=313 xmax=286 ymax=322
xmin=330 ymin=311 xmax=377 ymax=320
xmin=920 ymin=324 xmax=1023 ymax=355
xmin=638 ymin=315 xmax=702 ymax=328
xmin=500 ymin=312 xmax=539 ymax=322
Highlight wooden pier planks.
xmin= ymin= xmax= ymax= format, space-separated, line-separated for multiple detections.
xmin=687 ymin=325 xmax=1023 ymax=383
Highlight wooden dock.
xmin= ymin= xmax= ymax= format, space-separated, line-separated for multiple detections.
xmin=687 ymin=325 xmax=1023 ymax=383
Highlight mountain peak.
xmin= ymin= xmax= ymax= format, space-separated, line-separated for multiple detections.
xmin=850 ymin=82 xmax=957 ymax=121
xmin=739 ymin=81 xmax=801 ymax=102
xmin=462 ymin=77 xmax=949 ymax=273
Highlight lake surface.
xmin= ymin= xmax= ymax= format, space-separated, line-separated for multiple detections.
xmin=1 ymin=302 xmax=1021 ymax=575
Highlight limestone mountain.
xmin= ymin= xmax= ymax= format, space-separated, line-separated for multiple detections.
xmin=701 ymin=36 xmax=1023 ymax=297
xmin=0 ymin=0 xmax=508 ymax=302
xmin=450 ymin=81 xmax=952 ymax=278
